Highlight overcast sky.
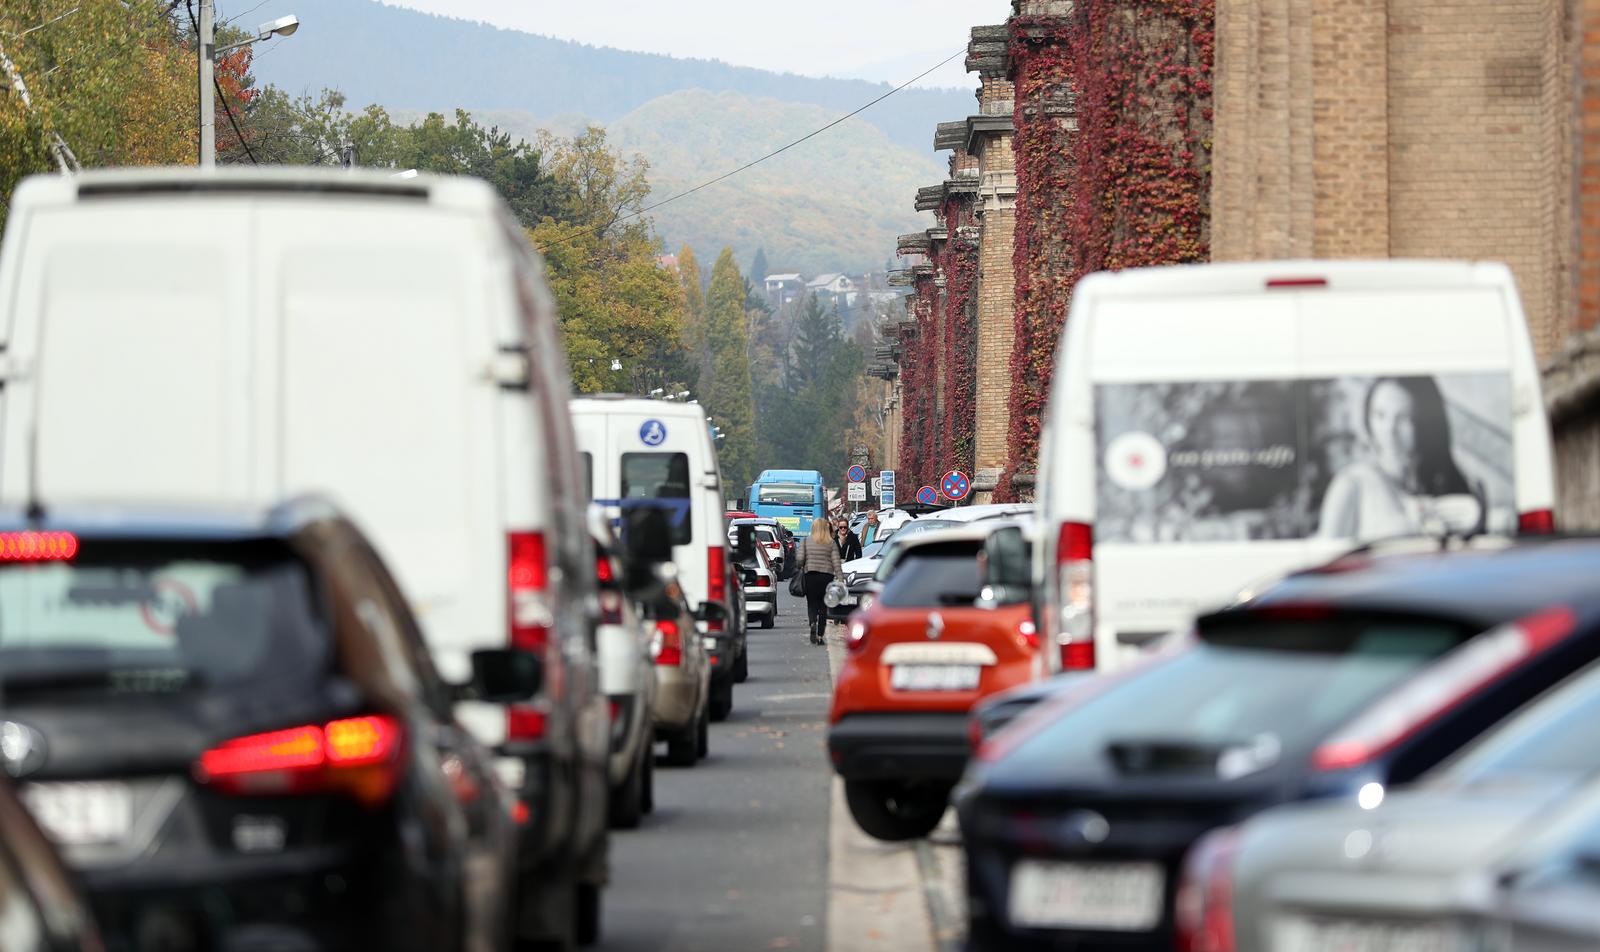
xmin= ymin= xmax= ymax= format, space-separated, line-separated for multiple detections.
xmin=366 ymin=0 xmax=1015 ymax=89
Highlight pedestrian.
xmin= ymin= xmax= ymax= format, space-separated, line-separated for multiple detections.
xmin=834 ymin=518 xmax=862 ymax=562
xmin=861 ymin=510 xmax=881 ymax=546
xmin=796 ymin=517 xmax=843 ymax=645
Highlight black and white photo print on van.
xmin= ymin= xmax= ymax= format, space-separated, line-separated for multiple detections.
xmin=1094 ymin=374 xmax=1515 ymax=544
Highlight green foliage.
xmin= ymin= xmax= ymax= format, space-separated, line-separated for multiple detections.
xmin=754 ymin=293 xmax=867 ymax=482
xmin=703 ymin=249 xmax=757 ymax=488
xmin=0 ymin=1 xmax=195 ymax=231
xmin=749 ymin=247 xmax=770 ymax=284
xmin=676 ymin=245 xmax=708 ymax=392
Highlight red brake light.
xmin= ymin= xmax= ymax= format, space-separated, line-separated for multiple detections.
xmin=846 ymin=618 xmax=869 ymax=653
xmin=1175 ymin=827 xmax=1240 ymax=952
xmin=595 ymin=554 xmax=616 ymax=584
xmin=706 ymin=547 xmax=727 ymax=632
xmin=507 ymin=705 xmax=547 ymax=741
xmin=1018 ymin=619 xmax=1039 ymax=650
xmin=1053 ymin=521 xmax=1095 ymax=669
xmin=1519 ymin=508 xmax=1556 ymax=534
xmin=652 ymin=619 xmax=683 ymax=666
xmin=754 ymin=575 xmax=771 ymax=588
xmin=1059 ymin=521 xmax=1093 ymax=562
xmin=1059 ymin=641 xmax=1095 ymax=670
xmin=1313 ymin=606 xmax=1578 ymax=770
xmin=508 ymin=531 xmax=552 ymax=651
xmin=196 ymin=715 xmax=403 ymax=806
xmin=0 ymin=531 xmax=79 ymax=562
xmin=1265 ymin=277 xmax=1327 ymax=289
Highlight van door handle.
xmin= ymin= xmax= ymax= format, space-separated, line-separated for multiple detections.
xmin=482 ymin=351 xmax=530 ymax=388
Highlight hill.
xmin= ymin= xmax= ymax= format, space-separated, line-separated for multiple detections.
xmin=243 ymin=0 xmax=971 ymax=153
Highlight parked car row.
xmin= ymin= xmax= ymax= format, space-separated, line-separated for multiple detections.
xmin=822 ymin=259 xmax=1578 ymax=952
xmin=0 ymin=167 xmax=752 ymax=952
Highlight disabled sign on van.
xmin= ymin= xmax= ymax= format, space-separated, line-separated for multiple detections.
xmin=1095 ymin=373 xmax=1515 ymax=544
xmin=639 ymin=419 xmax=668 ymax=446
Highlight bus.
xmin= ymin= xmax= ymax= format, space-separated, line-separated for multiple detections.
xmin=748 ymin=469 xmax=827 ymax=532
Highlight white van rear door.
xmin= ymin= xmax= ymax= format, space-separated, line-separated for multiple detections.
xmin=256 ymin=202 xmax=501 ymax=657
xmin=4 ymin=200 xmax=255 ymax=505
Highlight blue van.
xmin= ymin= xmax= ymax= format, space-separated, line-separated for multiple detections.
xmin=748 ymin=470 xmax=827 ymax=532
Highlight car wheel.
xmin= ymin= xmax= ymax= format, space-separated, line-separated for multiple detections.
xmin=665 ymin=718 xmax=698 ymax=767
xmin=709 ymin=683 xmax=733 ymax=722
xmin=641 ymin=748 xmax=655 ymax=814
xmin=735 ymin=647 xmax=750 ymax=680
xmin=843 ymin=779 xmax=951 ymax=842
xmin=608 ymin=748 xmax=645 ymax=830
xmin=575 ymin=882 xmax=601 ymax=947
xmin=760 ymin=614 xmax=774 ymax=630
xmin=515 ymin=878 xmax=575 ymax=952
xmin=696 ymin=701 xmax=710 ymax=758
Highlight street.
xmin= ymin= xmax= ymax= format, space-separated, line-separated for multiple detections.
xmin=601 ymin=593 xmax=966 ymax=952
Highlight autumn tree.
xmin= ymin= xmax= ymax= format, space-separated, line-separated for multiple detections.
xmin=704 ymin=249 xmax=757 ymax=487
xmin=676 ymin=245 xmax=708 ymax=391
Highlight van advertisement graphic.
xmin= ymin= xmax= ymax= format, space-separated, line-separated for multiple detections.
xmin=1094 ymin=374 xmax=1515 ymax=543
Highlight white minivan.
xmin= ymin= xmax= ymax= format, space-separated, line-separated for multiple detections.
xmin=1036 ymin=260 xmax=1557 ymax=673
xmin=570 ymin=396 xmax=744 ymax=718
xmin=0 ymin=168 xmax=609 ymax=946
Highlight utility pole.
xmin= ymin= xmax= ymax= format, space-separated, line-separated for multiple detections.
xmin=197 ymin=0 xmax=215 ymax=168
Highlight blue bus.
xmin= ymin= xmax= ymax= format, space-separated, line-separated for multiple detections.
xmin=748 ymin=469 xmax=827 ymax=532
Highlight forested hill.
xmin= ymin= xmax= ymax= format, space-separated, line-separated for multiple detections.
xmin=244 ymin=0 xmax=971 ymax=153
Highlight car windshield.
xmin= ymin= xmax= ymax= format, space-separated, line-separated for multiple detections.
xmin=1004 ymin=616 xmax=1471 ymax=773
xmin=875 ymin=523 xmax=960 ymax=579
xmin=860 ymin=541 xmax=885 ymax=560
xmin=1432 ymin=658 xmax=1600 ymax=787
xmin=0 ymin=538 xmax=327 ymax=696
xmin=875 ymin=542 xmax=983 ymax=608
xmin=622 ymin=452 xmax=693 ymax=545
xmin=757 ymin=484 xmax=815 ymax=505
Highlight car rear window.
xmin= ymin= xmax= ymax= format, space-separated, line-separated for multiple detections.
xmin=0 ymin=539 xmax=327 ymax=696
xmin=1006 ymin=615 xmax=1471 ymax=773
xmin=876 ymin=542 xmax=983 ymax=608
xmin=621 ymin=452 xmax=693 ymax=546
xmin=1434 ymin=658 xmax=1600 ymax=785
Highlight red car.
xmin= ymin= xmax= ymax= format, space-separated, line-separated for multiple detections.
xmin=828 ymin=520 xmax=1043 ymax=840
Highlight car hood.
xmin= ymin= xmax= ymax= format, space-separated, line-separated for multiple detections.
xmin=842 ymin=556 xmax=880 ymax=576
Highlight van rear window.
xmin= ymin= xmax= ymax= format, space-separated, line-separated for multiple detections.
xmin=622 ymin=453 xmax=693 ymax=546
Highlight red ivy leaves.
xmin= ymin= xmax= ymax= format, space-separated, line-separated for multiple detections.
xmin=998 ymin=1 xmax=1214 ymax=502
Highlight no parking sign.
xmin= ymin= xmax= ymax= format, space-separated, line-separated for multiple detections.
xmin=940 ymin=470 xmax=971 ymax=501
xmin=916 ymin=485 xmax=938 ymax=506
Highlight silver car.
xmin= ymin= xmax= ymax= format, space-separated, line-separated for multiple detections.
xmin=1214 ymin=655 xmax=1600 ymax=952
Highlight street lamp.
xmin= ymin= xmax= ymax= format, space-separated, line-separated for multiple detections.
xmin=198 ymin=3 xmax=299 ymax=168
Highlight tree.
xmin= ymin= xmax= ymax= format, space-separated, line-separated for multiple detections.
xmin=749 ymin=247 xmax=770 ymax=285
xmin=677 ymin=245 xmax=708 ymax=391
xmin=704 ymin=249 xmax=756 ymax=488
xmin=752 ymin=292 xmax=866 ymax=480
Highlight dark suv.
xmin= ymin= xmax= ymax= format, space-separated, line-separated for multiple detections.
xmin=0 ymin=500 xmax=522 ymax=952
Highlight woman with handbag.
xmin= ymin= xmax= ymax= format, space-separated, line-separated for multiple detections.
xmin=793 ymin=518 xmax=843 ymax=645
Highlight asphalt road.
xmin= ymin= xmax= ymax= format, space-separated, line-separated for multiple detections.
xmin=599 ymin=591 xmax=833 ymax=952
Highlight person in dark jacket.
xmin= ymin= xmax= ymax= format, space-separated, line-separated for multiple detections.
xmin=834 ymin=518 xmax=863 ymax=562
xmin=796 ymin=519 xmax=843 ymax=645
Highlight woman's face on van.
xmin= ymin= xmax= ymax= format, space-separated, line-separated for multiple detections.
xmin=1368 ymin=381 xmax=1418 ymax=481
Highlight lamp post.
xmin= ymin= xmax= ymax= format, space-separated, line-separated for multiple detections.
xmin=198 ymin=2 xmax=299 ymax=167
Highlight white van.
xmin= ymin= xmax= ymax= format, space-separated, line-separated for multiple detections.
xmin=0 ymin=168 xmax=609 ymax=945
xmin=1036 ymin=260 xmax=1557 ymax=673
xmin=570 ymin=396 xmax=744 ymax=715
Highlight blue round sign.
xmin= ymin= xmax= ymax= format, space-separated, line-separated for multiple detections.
xmin=940 ymin=470 xmax=971 ymax=501
xmin=639 ymin=419 xmax=668 ymax=446
xmin=916 ymin=485 xmax=938 ymax=505
xmin=847 ymin=464 xmax=867 ymax=483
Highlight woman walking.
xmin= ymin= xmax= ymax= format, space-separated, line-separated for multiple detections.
xmin=796 ymin=518 xmax=843 ymax=645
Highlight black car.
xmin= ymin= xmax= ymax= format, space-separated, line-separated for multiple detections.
xmin=0 ymin=500 xmax=521 ymax=952
xmin=0 ymin=773 xmax=103 ymax=951
xmin=967 ymin=673 xmax=1094 ymax=749
xmin=956 ymin=537 xmax=1600 ymax=951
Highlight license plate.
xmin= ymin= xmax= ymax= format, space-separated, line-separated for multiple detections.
xmin=1008 ymin=860 xmax=1163 ymax=931
xmin=890 ymin=664 xmax=980 ymax=691
xmin=1274 ymin=916 xmax=1458 ymax=952
xmin=702 ymin=636 xmax=719 ymax=650
xmin=22 ymin=781 xmax=133 ymax=846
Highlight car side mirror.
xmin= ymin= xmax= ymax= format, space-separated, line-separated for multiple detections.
xmin=460 ymin=649 xmax=543 ymax=704
xmin=696 ymin=601 xmax=729 ymax=623
xmin=621 ymin=506 xmax=675 ymax=587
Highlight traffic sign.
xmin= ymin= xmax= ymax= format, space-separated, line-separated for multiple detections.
xmin=847 ymin=482 xmax=866 ymax=502
xmin=916 ymin=485 xmax=938 ymax=506
xmin=847 ymin=464 xmax=867 ymax=483
xmin=880 ymin=470 xmax=896 ymax=490
xmin=870 ymin=477 xmax=881 ymax=496
xmin=940 ymin=470 xmax=971 ymax=501
xmin=881 ymin=489 xmax=896 ymax=508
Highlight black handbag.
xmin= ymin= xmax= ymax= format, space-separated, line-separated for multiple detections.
xmin=788 ymin=542 xmax=806 ymax=596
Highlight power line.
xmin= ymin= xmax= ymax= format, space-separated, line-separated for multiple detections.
xmin=214 ymin=75 xmax=259 ymax=164
xmin=539 ymin=47 xmax=965 ymax=251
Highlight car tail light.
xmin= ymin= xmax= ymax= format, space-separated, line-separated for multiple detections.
xmin=1017 ymin=619 xmax=1039 ymax=650
xmin=1175 ymin=827 xmax=1240 ymax=952
xmin=1519 ymin=508 xmax=1556 ymax=534
xmin=0 ymin=531 xmax=79 ymax=562
xmin=706 ymin=546 xmax=727 ymax=632
xmin=196 ymin=715 xmax=404 ymax=807
xmin=652 ymin=619 xmax=683 ymax=666
xmin=846 ymin=618 xmax=870 ymax=653
xmin=507 ymin=705 xmax=547 ymax=741
xmin=1313 ymin=606 xmax=1577 ymax=771
xmin=508 ymin=531 xmax=553 ymax=651
xmin=753 ymin=574 xmax=771 ymax=588
xmin=966 ymin=714 xmax=986 ymax=751
xmin=595 ymin=553 xmax=616 ymax=584
xmin=1054 ymin=521 xmax=1095 ymax=670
